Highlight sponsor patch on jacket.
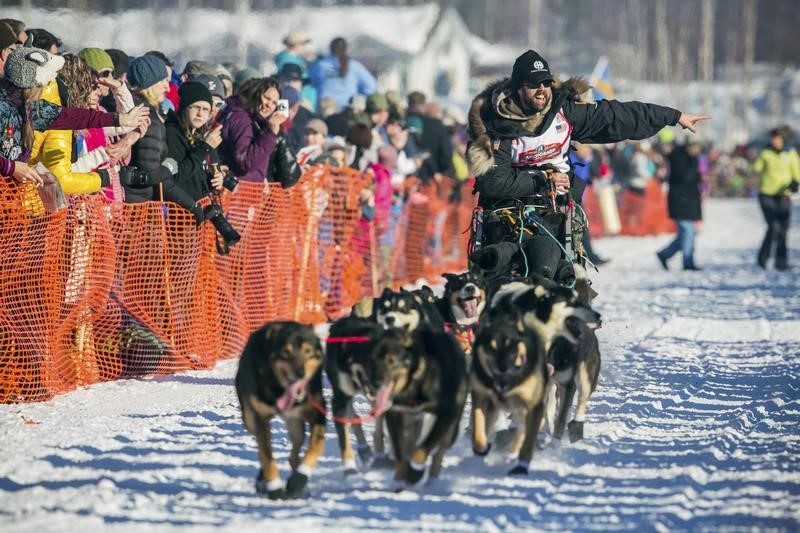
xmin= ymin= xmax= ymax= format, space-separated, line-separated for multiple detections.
xmin=514 ymin=143 xmax=562 ymax=166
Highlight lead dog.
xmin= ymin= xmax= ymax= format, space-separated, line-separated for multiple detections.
xmin=372 ymin=327 xmax=468 ymax=486
xmin=235 ymin=321 xmax=326 ymax=500
xmin=470 ymin=313 xmax=549 ymax=476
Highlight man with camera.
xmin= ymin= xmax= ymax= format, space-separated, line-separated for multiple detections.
xmin=467 ymin=49 xmax=709 ymax=284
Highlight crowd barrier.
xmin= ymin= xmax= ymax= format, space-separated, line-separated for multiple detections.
xmin=582 ymin=180 xmax=674 ymax=237
xmin=0 ymin=167 xmax=475 ymax=403
xmin=0 ymin=169 xmax=674 ymax=404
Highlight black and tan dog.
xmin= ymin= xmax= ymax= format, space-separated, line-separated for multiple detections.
xmin=546 ymin=312 xmax=602 ymax=443
xmin=371 ymin=327 xmax=468 ymax=486
xmin=470 ymin=316 xmax=549 ymax=476
xmin=374 ymin=287 xmax=446 ymax=332
xmin=235 ymin=321 xmax=326 ymax=500
xmin=325 ymin=316 xmax=387 ymax=475
xmin=438 ymin=270 xmax=488 ymax=356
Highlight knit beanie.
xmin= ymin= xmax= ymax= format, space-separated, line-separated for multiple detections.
xmin=4 ymin=46 xmax=65 ymax=89
xmin=511 ymin=49 xmax=553 ymax=88
xmin=127 ymin=54 xmax=168 ymax=90
xmin=192 ymin=74 xmax=225 ymax=100
xmin=78 ymin=48 xmax=114 ymax=73
xmin=177 ymin=81 xmax=213 ymax=112
xmin=0 ymin=22 xmax=16 ymax=51
xmin=234 ymin=67 xmax=259 ymax=86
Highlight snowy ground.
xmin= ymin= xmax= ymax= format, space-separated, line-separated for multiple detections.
xmin=1 ymin=198 xmax=799 ymax=532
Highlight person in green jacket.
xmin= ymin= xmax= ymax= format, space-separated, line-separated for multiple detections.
xmin=753 ymin=128 xmax=800 ymax=270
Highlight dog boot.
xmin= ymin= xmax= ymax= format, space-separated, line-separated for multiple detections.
xmin=357 ymin=443 xmax=374 ymax=465
xmin=507 ymin=461 xmax=529 ymax=476
xmin=472 ymin=442 xmax=492 ymax=456
xmin=285 ymin=468 xmax=310 ymax=499
xmin=255 ymin=469 xmax=286 ymax=500
xmin=371 ymin=452 xmax=395 ymax=470
xmin=568 ymin=420 xmax=584 ymax=443
xmin=405 ymin=461 xmax=426 ymax=485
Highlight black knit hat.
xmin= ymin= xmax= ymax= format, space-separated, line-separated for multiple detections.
xmin=178 ymin=81 xmax=212 ymax=112
xmin=0 ymin=22 xmax=16 ymax=51
xmin=511 ymin=50 xmax=553 ymax=88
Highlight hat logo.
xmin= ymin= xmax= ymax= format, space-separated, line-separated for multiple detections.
xmin=533 ymin=60 xmax=544 ymax=71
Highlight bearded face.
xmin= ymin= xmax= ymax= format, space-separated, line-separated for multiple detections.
xmin=517 ymin=82 xmax=552 ymax=112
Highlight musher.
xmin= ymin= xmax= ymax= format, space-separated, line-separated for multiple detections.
xmin=466 ymin=49 xmax=709 ymax=287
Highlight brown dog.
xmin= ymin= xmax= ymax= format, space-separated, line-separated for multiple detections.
xmin=235 ymin=321 xmax=326 ymax=500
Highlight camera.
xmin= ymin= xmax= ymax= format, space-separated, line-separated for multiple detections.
xmin=221 ymin=169 xmax=239 ymax=192
xmin=204 ymin=202 xmax=241 ymax=247
xmin=276 ymin=99 xmax=289 ymax=114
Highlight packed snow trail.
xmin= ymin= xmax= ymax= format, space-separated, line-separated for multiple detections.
xmin=1 ymin=199 xmax=799 ymax=532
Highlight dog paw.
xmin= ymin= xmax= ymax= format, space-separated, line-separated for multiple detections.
xmin=344 ymin=467 xmax=359 ymax=477
xmin=255 ymin=470 xmax=286 ymax=499
xmin=507 ymin=464 xmax=529 ymax=476
xmin=405 ymin=462 xmax=426 ymax=485
xmin=285 ymin=471 xmax=309 ymax=499
xmin=568 ymin=420 xmax=584 ymax=443
xmin=472 ymin=443 xmax=492 ymax=456
xmin=357 ymin=444 xmax=374 ymax=465
xmin=371 ymin=453 xmax=395 ymax=470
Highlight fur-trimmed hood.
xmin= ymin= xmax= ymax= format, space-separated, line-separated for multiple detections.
xmin=467 ymin=77 xmax=592 ymax=177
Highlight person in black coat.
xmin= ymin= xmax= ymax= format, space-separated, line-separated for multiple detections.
xmin=656 ymin=141 xmax=703 ymax=270
xmin=121 ymin=55 xmax=201 ymax=221
xmin=466 ymin=49 xmax=709 ymax=283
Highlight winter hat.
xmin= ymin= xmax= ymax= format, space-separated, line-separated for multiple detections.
xmin=511 ymin=49 xmax=553 ymax=88
xmin=215 ymin=64 xmax=233 ymax=83
xmin=4 ymin=46 xmax=65 ymax=89
xmin=305 ymin=118 xmax=328 ymax=137
xmin=234 ymin=67 xmax=259 ymax=86
xmin=78 ymin=48 xmax=114 ymax=73
xmin=0 ymin=22 xmax=19 ymax=51
xmin=279 ymin=63 xmax=303 ymax=82
xmin=192 ymin=74 xmax=225 ymax=100
xmin=283 ymin=30 xmax=310 ymax=48
xmin=182 ymin=59 xmax=216 ymax=79
xmin=366 ymin=93 xmax=389 ymax=114
xmin=127 ymin=54 xmax=168 ymax=90
xmin=281 ymin=85 xmax=300 ymax=106
xmin=177 ymin=81 xmax=213 ymax=111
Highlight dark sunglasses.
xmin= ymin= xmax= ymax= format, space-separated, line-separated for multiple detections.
xmin=95 ymin=69 xmax=113 ymax=79
xmin=523 ymin=79 xmax=553 ymax=89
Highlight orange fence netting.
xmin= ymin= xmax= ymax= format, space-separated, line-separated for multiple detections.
xmin=0 ymin=167 xmax=476 ymax=403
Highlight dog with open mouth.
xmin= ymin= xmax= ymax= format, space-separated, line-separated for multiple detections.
xmin=375 ymin=287 xmax=445 ymax=332
xmin=438 ymin=270 xmax=488 ymax=356
xmin=235 ymin=321 xmax=326 ymax=500
xmin=372 ymin=327 xmax=468 ymax=487
xmin=325 ymin=316 xmax=388 ymax=475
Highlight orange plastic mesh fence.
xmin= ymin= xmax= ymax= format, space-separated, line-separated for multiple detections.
xmin=618 ymin=180 xmax=673 ymax=236
xmin=0 ymin=167 xmax=473 ymax=403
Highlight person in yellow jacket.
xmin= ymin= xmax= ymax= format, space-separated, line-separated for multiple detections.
xmin=29 ymin=55 xmax=110 ymax=196
xmin=753 ymin=127 xmax=800 ymax=270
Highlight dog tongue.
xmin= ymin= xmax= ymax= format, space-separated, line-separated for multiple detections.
xmin=371 ymin=385 xmax=393 ymax=415
xmin=276 ymin=379 xmax=307 ymax=412
xmin=461 ymin=298 xmax=478 ymax=318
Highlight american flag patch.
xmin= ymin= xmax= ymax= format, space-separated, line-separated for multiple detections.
xmin=555 ymin=123 xmax=566 ymax=133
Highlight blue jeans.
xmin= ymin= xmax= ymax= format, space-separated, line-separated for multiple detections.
xmin=659 ymin=219 xmax=696 ymax=268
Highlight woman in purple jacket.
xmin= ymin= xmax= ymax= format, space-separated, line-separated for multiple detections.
xmin=219 ymin=76 xmax=299 ymax=187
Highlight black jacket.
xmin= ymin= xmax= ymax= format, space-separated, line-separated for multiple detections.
xmin=286 ymin=107 xmax=313 ymax=154
xmin=408 ymin=112 xmax=453 ymax=180
xmin=666 ymin=145 xmax=702 ymax=221
xmin=467 ymin=78 xmax=681 ymax=206
xmin=122 ymin=98 xmax=197 ymax=212
xmin=267 ymin=136 xmax=302 ymax=188
xmin=164 ymin=111 xmax=217 ymax=202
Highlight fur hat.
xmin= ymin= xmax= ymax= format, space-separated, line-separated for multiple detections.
xmin=4 ymin=46 xmax=65 ymax=89
xmin=127 ymin=54 xmax=168 ymax=90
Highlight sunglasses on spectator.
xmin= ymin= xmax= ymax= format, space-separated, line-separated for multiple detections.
xmin=96 ymin=69 xmax=113 ymax=78
xmin=213 ymin=101 xmax=226 ymax=109
xmin=523 ymin=80 xmax=553 ymax=89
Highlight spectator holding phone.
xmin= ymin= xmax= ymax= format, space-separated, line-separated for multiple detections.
xmin=219 ymin=76 xmax=288 ymax=183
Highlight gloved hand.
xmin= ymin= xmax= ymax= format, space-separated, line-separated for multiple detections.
xmin=97 ymin=168 xmax=111 ymax=188
xmin=789 ymin=181 xmax=799 ymax=194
